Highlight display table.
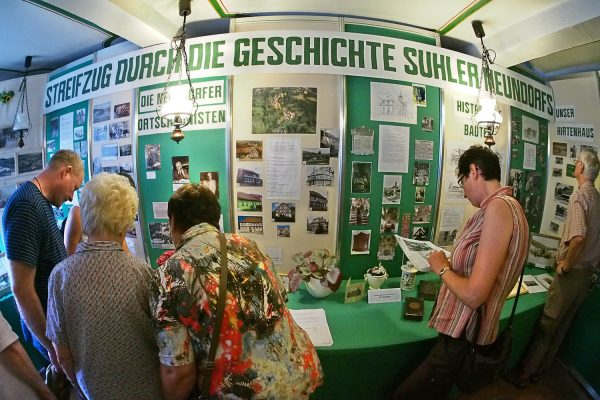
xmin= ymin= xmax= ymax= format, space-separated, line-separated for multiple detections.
xmin=287 ymin=269 xmax=548 ymax=400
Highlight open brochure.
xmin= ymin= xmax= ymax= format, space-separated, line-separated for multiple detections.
xmin=289 ymin=308 xmax=333 ymax=347
xmin=533 ymin=273 xmax=554 ymax=289
xmin=395 ymin=235 xmax=451 ymax=272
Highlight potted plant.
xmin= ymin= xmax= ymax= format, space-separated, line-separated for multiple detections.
xmin=288 ymin=249 xmax=342 ymax=298
xmin=364 ymin=263 xmax=389 ymax=289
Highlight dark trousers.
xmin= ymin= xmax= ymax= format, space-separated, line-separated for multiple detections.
xmin=393 ymin=333 xmax=471 ymax=400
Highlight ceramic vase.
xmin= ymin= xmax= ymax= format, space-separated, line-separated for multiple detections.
xmin=306 ymin=277 xmax=333 ymax=298
xmin=364 ymin=273 xmax=388 ymax=289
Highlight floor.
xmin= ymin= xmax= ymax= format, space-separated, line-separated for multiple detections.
xmin=453 ymin=359 xmax=595 ymax=400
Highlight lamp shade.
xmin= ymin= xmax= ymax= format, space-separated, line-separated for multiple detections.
xmin=13 ymin=112 xmax=30 ymax=131
xmin=475 ymin=97 xmax=503 ymax=126
xmin=159 ymin=85 xmax=194 ymax=119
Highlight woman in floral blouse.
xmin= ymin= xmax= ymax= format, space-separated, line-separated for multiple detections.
xmin=151 ymin=184 xmax=322 ymax=400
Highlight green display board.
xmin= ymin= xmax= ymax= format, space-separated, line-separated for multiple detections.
xmin=136 ymin=77 xmax=230 ymax=268
xmin=44 ymin=100 xmax=90 ymax=223
xmin=342 ymin=24 xmax=441 ymax=279
xmin=508 ymin=107 xmax=549 ymax=233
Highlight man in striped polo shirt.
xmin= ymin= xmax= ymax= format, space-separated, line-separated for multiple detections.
xmin=2 ymin=149 xmax=83 ymax=369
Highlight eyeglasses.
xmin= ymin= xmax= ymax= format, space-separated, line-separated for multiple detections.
xmin=457 ymin=174 xmax=465 ymax=188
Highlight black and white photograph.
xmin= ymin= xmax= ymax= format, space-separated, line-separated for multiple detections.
xmin=349 ymin=197 xmax=370 ymax=225
xmin=377 ymin=234 xmax=396 ymax=260
xmin=437 ymin=229 xmax=457 ymax=246
xmin=79 ymin=140 xmax=88 ymax=159
xmin=238 ymin=216 xmax=263 ymax=234
xmin=0 ymin=185 xmax=16 ymax=209
xmin=307 ymin=215 xmax=329 ymax=234
xmin=555 ymin=156 xmax=563 ymax=165
xmin=522 ymin=115 xmax=539 ymax=144
xmin=320 ymin=128 xmax=340 ymax=158
xmin=382 ymin=175 xmax=401 ymax=204
xmin=380 ymin=207 xmax=399 ymax=233
xmin=554 ymin=183 xmax=574 ymax=204
xmin=549 ymin=221 xmax=560 ymax=234
xmin=527 ymin=233 xmax=560 ymax=269
xmin=302 ymin=148 xmax=330 ymax=165
xmin=0 ymin=127 xmax=19 ymax=149
xmin=580 ymin=144 xmax=598 ymax=155
xmin=93 ymin=157 xmax=102 ymax=175
xmin=509 ymin=169 xmax=524 ymax=200
xmin=0 ymin=156 xmax=16 ymax=177
xmin=306 ymin=166 xmax=334 ymax=186
xmin=172 ymin=156 xmax=190 ymax=183
xmin=272 ymin=202 xmax=296 ymax=222
xmin=200 ymin=171 xmax=219 ymax=197
xmin=413 ymin=162 xmax=430 ymax=186
xmin=569 ymin=144 xmax=578 ymax=159
xmin=552 ymin=142 xmax=567 ymax=157
xmin=119 ymin=144 xmax=132 ymax=157
xmin=17 ymin=152 xmax=43 ymax=174
xmin=93 ymin=101 xmax=111 ymax=123
xmin=555 ymin=204 xmax=567 ymax=221
xmin=552 ymin=167 xmax=562 ymax=177
xmin=102 ymin=165 xmax=119 ymax=174
xmin=350 ymin=230 xmax=371 ymax=254
xmin=109 ymin=121 xmax=130 ymax=139
xmin=101 ymin=144 xmax=119 ymax=161
xmin=114 ymin=102 xmax=131 ymax=118
xmin=119 ymin=162 xmax=133 ymax=174
xmin=421 ymin=116 xmax=434 ymax=132
xmin=93 ymin=125 xmax=108 ymax=142
xmin=236 ymin=167 xmax=263 ymax=187
xmin=73 ymin=126 xmax=84 ymax=141
xmin=415 ymin=187 xmax=425 ymax=203
xmin=252 ymin=87 xmax=317 ymax=134
xmin=236 ymin=140 xmax=263 ymax=160
xmin=309 ymin=190 xmax=328 ymax=211
xmin=412 ymin=84 xmax=426 ymax=106
xmin=75 ymin=108 xmax=86 ymax=125
xmin=351 ymin=161 xmax=372 ymax=194
xmin=145 ymin=144 xmax=161 ymax=170
xmin=414 ymin=204 xmax=432 ymax=224
xmin=149 ymin=222 xmax=174 ymax=249
xmin=415 ymin=140 xmax=434 ymax=161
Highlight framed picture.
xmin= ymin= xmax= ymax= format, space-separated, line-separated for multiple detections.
xmin=527 ymin=233 xmax=560 ymax=269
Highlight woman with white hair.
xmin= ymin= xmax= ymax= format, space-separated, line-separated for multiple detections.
xmin=46 ymin=173 xmax=162 ymax=399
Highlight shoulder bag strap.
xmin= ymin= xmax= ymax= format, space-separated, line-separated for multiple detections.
xmin=201 ymin=231 xmax=229 ymax=397
xmin=473 ymin=263 xmax=526 ymax=342
xmin=506 ymin=264 xmax=526 ymax=329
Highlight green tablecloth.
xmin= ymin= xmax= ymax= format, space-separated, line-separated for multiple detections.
xmin=287 ymin=269 xmax=548 ymax=400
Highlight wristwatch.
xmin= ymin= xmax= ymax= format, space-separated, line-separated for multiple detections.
xmin=439 ymin=267 xmax=451 ymax=277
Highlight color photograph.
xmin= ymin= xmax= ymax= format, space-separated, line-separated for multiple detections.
xmin=93 ymin=101 xmax=111 ymax=123
xmin=17 ymin=152 xmax=43 ymax=174
xmin=252 ymin=87 xmax=317 ymax=134
xmin=351 ymin=162 xmax=372 ymax=194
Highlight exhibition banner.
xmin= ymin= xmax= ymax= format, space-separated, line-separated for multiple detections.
xmin=43 ymin=30 xmax=554 ymax=119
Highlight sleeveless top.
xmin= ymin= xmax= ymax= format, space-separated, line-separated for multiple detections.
xmin=429 ymin=186 xmax=529 ymax=345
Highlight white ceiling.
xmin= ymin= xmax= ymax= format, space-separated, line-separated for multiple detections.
xmin=1 ymin=0 xmax=599 ymax=82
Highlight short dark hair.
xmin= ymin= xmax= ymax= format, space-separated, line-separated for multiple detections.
xmin=457 ymin=145 xmax=501 ymax=181
xmin=168 ymin=184 xmax=221 ymax=233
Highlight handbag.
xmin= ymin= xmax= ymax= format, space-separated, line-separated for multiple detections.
xmin=456 ymin=266 xmax=525 ymax=394
xmin=197 ymin=231 xmax=229 ymax=399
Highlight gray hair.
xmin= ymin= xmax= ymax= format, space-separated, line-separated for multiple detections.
xmin=579 ymin=150 xmax=600 ymax=182
xmin=49 ymin=149 xmax=84 ymax=175
xmin=80 ymin=173 xmax=138 ymax=237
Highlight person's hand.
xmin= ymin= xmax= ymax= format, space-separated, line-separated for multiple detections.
xmin=428 ymin=250 xmax=448 ymax=275
xmin=556 ymin=261 xmax=570 ymax=276
xmin=44 ymin=341 xmax=62 ymax=374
